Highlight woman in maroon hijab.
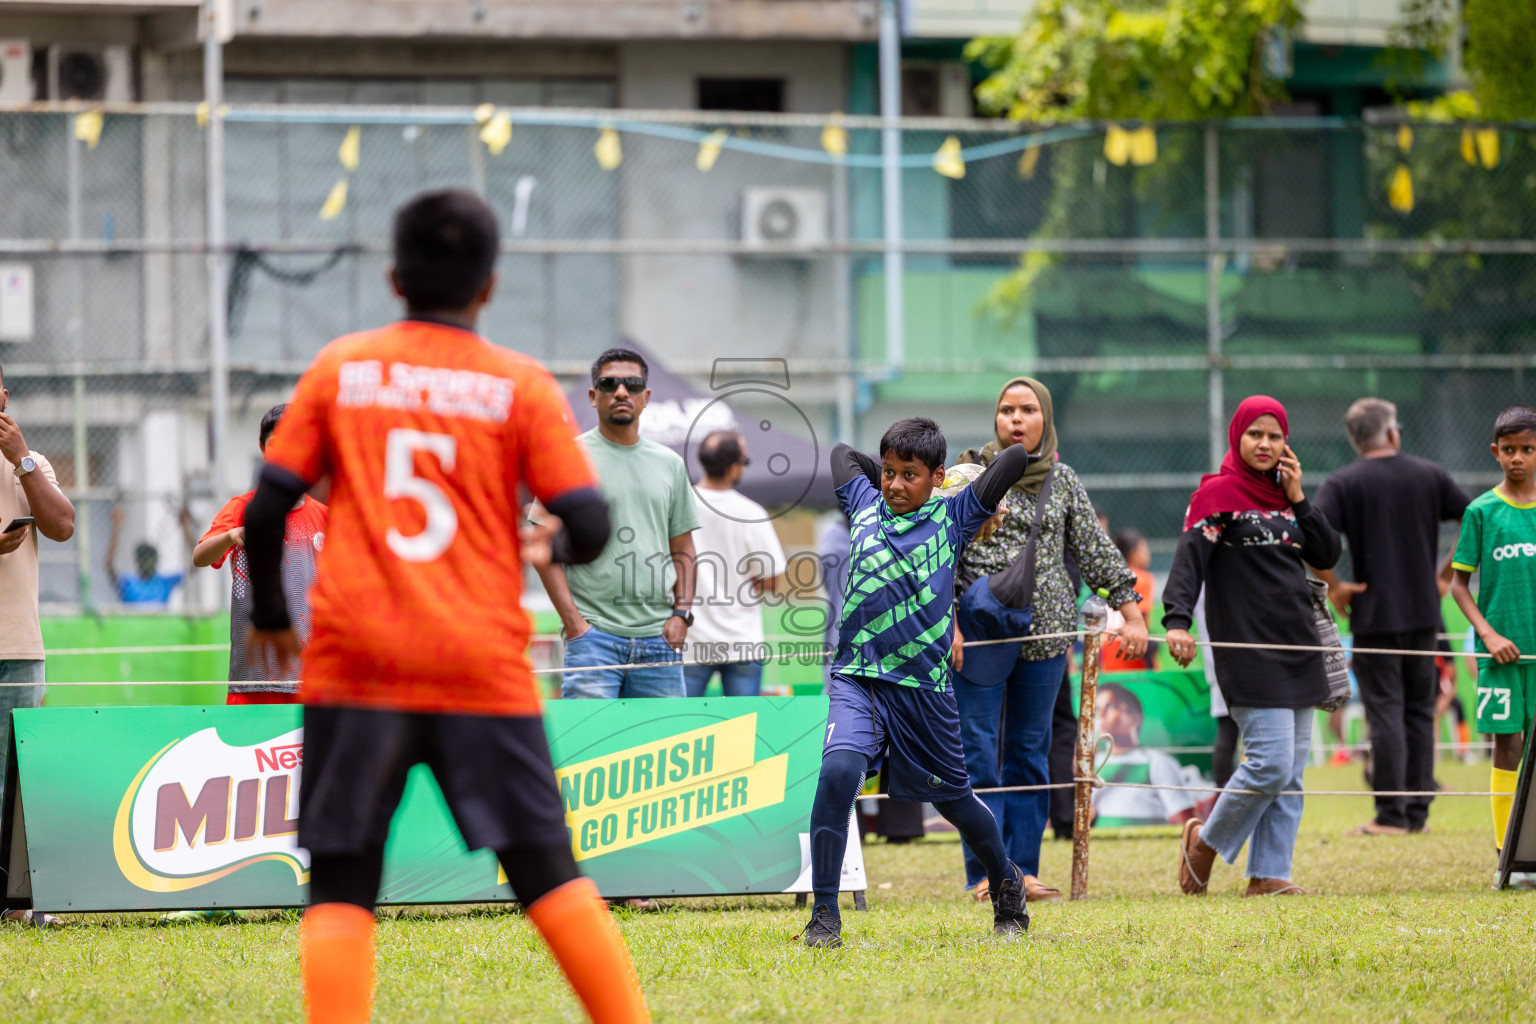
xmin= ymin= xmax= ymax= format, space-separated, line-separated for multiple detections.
xmin=1162 ymin=396 xmax=1341 ymax=897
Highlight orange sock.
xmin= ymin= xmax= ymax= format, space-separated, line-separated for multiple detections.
xmin=527 ymin=878 xmax=650 ymax=1024
xmin=300 ymin=903 xmax=376 ymax=1024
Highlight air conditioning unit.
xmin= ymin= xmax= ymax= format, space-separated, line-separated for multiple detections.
xmin=0 ymin=40 xmax=31 ymax=104
xmin=741 ymin=188 xmax=828 ymax=251
xmin=46 ymin=44 xmax=132 ymax=102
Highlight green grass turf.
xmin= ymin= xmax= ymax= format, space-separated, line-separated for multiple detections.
xmin=1 ymin=762 xmax=1526 ymax=1023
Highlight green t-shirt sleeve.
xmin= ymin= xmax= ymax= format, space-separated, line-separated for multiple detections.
xmin=669 ymin=457 xmax=702 ymax=537
xmin=1452 ymin=503 xmax=1482 ymax=572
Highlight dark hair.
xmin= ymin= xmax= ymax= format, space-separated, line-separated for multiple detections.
xmin=259 ymin=404 xmax=287 ymax=449
xmin=1113 ymin=529 xmax=1146 ymax=560
xmin=1494 ymin=406 xmax=1536 ymax=442
xmin=698 ymin=431 xmax=744 ymax=479
xmin=392 ymin=189 xmax=500 ymax=311
xmin=134 ymin=542 xmax=158 ymax=562
xmin=879 ymin=417 xmax=946 ymax=472
xmin=591 ymin=346 xmax=648 ymax=385
xmin=1098 ymin=683 xmax=1143 ymax=724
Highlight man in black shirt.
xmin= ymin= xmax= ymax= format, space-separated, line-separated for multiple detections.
xmin=1315 ymin=398 xmax=1470 ymax=835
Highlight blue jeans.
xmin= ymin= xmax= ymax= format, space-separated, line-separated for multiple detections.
xmin=560 ymin=627 xmax=684 ymax=700
xmin=0 ymin=659 xmax=44 ymax=806
xmin=952 ymin=653 xmax=1066 ymax=885
xmin=1201 ymin=705 xmax=1311 ymax=881
xmin=682 ymin=660 xmax=765 ymax=698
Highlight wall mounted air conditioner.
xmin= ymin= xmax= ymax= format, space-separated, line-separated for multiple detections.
xmin=741 ymin=188 xmax=828 ymax=251
xmin=47 ymin=44 xmax=132 ymax=102
xmin=0 ymin=41 xmax=32 ymax=104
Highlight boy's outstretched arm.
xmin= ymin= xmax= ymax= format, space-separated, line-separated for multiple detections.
xmin=1451 ymin=568 xmax=1521 ymax=665
xmin=830 ymin=443 xmax=881 ymax=489
xmin=969 ymin=445 xmax=1032 ymax=511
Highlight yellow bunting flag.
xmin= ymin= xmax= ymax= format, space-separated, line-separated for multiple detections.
xmin=821 ymin=113 xmax=848 ymax=159
xmin=1017 ymin=144 xmax=1041 ymax=179
xmin=1129 ymin=126 xmax=1157 ymax=166
xmin=473 ymin=103 xmax=495 ymax=125
xmin=696 ymin=129 xmax=728 ymax=172
xmin=338 ymin=125 xmax=360 ymax=171
xmin=595 ymin=127 xmax=623 ymax=171
xmin=1388 ymin=164 xmax=1414 ymax=214
xmin=1461 ymin=128 xmax=1477 ymax=165
xmin=1475 ymin=128 xmax=1499 ymax=169
xmin=319 ymin=178 xmax=349 ymax=221
xmin=1104 ymin=124 xmax=1131 ymax=166
xmin=194 ymin=102 xmax=229 ymax=129
xmin=73 ymin=110 xmax=103 ymax=150
xmin=479 ymin=110 xmax=513 ymax=155
xmin=1396 ymin=124 xmax=1413 ymax=154
xmin=933 ymin=135 xmax=965 ymax=179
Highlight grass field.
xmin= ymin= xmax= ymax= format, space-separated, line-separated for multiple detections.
xmin=2 ymin=761 xmax=1527 ymax=1023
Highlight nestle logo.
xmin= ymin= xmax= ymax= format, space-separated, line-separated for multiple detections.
xmin=254 ymin=743 xmax=303 ymax=773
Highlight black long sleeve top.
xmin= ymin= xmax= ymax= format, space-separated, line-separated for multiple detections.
xmin=1162 ymin=499 xmax=1341 ymax=709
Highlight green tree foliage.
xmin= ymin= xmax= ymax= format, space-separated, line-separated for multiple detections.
xmin=963 ymin=0 xmax=1303 ymax=122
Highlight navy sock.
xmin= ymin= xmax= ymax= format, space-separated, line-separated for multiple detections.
xmin=934 ymin=793 xmax=1010 ymax=894
xmin=809 ymin=749 xmax=867 ymax=916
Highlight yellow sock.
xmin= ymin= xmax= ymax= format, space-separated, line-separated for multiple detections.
xmin=1492 ymin=767 xmax=1519 ymax=852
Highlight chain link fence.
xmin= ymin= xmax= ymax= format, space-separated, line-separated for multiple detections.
xmin=0 ymin=105 xmax=1531 ymax=607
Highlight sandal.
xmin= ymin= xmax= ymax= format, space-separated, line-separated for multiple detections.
xmin=1244 ymin=878 xmax=1309 ymax=897
xmin=1344 ymin=821 xmax=1408 ymax=836
xmin=1178 ymin=818 xmax=1214 ymax=896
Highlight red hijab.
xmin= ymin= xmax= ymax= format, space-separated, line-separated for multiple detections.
xmin=1182 ymin=395 xmax=1291 ymax=530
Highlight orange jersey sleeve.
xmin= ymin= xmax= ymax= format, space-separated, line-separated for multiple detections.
xmin=200 ymin=492 xmax=253 ymax=570
xmin=513 ymin=365 xmax=598 ymax=504
xmin=268 ymin=322 xmax=582 ymax=715
xmin=263 ymin=342 xmax=344 ymax=486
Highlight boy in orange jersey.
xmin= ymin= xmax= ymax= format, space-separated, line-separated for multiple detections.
xmin=193 ymin=403 xmax=327 ymax=705
xmin=245 ymin=189 xmax=647 ymax=1024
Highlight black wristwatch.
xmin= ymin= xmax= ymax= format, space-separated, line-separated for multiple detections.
xmin=670 ymin=608 xmax=694 ymax=627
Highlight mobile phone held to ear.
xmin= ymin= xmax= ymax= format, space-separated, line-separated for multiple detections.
xmin=4 ymin=516 xmax=34 ymax=533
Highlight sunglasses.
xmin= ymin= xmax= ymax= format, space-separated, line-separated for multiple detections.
xmin=594 ymin=376 xmax=647 ymax=394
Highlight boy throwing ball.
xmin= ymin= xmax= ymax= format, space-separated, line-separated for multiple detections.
xmin=803 ymin=418 xmax=1036 ymax=948
xmin=1450 ymin=405 xmax=1536 ymax=878
xmin=246 ymin=189 xmax=648 ymax=1023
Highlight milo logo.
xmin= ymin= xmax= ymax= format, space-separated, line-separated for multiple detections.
xmin=112 ymin=728 xmax=309 ymax=893
xmin=1491 ymin=543 xmax=1536 ymax=561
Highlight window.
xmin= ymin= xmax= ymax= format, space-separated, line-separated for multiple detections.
xmin=697 ymin=78 xmax=784 ymax=113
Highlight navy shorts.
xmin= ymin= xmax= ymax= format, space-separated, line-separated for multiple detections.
xmin=824 ymin=673 xmax=973 ymax=802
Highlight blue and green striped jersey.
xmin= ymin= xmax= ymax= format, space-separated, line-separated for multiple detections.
xmin=831 ymin=475 xmax=995 ymax=691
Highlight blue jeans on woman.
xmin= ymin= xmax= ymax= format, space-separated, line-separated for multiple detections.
xmin=560 ymin=627 xmax=684 ymax=699
xmin=952 ymin=653 xmax=1067 ymax=887
xmin=1201 ymin=705 xmax=1311 ymax=880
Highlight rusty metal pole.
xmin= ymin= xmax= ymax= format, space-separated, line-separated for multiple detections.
xmin=1070 ymin=631 xmax=1103 ymax=900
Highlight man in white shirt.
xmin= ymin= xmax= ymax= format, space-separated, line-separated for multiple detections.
xmin=684 ymin=431 xmax=785 ymax=697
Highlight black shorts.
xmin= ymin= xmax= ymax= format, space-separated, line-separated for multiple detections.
xmin=299 ymin=705 xmax=569 ymax=856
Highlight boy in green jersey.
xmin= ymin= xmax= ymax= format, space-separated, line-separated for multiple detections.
xmin=1450 ymin=406 xmax=1536 ymax=859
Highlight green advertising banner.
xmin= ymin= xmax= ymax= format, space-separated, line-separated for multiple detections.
xmin=3 ymin=697 xmax=853 ymax=913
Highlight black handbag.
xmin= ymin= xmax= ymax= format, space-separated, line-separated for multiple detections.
xmin=954 ymin=465 xmax=1056 ymax=685
xmin=1305 ymin=577 xmax=1351 ymax=712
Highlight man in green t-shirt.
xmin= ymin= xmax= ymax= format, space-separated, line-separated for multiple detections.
xmin=538 ymin=347 xmax=700 ymax=699
xmin=1450 ymin=405 xmax=1536 ymax=863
